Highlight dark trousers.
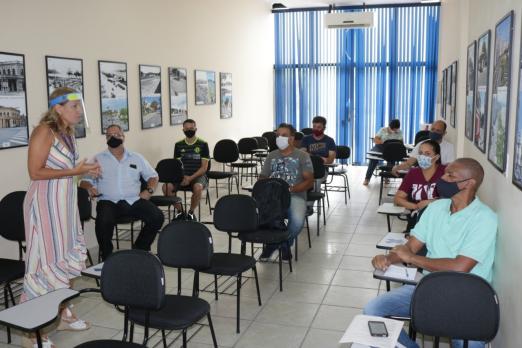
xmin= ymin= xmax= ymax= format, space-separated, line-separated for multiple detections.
xmin=95 ymin=199 xmax=164 ymax=260
xmin=365 ymin=144 xmax=384 ymax=180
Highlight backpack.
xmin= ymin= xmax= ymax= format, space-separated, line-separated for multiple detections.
xmin=252 ymin=178 xmax=291 ymax=230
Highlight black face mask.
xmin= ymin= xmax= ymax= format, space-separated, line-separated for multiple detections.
xmin=107 ymin=136 xmax=123 ymax=148
xmin=436 ymin=178 xmax=470 ymax=199
xmin=184 ymin=130 xmax=196 ymax=138
xmin=429 ymin=131 xmax=443 ymax=142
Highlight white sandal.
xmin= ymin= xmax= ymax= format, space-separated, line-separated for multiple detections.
xmin=21 ymin=335 xmax=55 ymax=348
xmin=56 ymin=305 xmax=91 ymax=332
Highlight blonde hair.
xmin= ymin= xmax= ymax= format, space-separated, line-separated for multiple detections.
xmin=40 ymin=86 xmax=78 ymax=135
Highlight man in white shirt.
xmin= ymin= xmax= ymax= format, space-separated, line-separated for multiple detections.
xmin=391 ymin=120 xmax=455 ymax=176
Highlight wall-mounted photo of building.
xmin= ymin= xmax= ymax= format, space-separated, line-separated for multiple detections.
xmin=169 ymin=67 xmax=188 ymax=125
xmin=0 ymin=52 xmax=28 ymax=150
xmin=98 ymin=61 xmax=129 ymax=134
xmin=139 ymin=65 xmax=162 ymax=129
xmin=220 ymin=72 xmax=232 ymax=119
xmin=195 ymin=70 xmax=216 ymax=105
xmin=46 ymin=56 xmax=86 ymax=138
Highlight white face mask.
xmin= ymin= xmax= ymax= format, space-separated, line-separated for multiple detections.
xmin=276 ymin=136 xmax=289 ymax=150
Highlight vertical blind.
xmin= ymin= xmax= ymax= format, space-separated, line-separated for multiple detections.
xmin=274 ymin=5 xmax=440 ymax=163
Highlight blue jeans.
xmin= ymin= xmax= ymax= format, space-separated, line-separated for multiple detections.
xmin=287 ymin=194 xmax=306 ymax=246
xmin=365 ymin=144 xmax=384 ymax=180
xmin=363 ymin=285 xmax=485 ymax=348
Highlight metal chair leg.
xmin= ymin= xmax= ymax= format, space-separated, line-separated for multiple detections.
xmin=4 ymin=286 xmax=10 ymax=344
xmin=161 ymin=330 xmax=167 ymax=348
xmin=236 ymin=274 xmax=242 ymax=333
xmin=253 ymin=266 xmax=262 ymax=306
xmin=207 ymin=313 xmax=218 ymax=348
xmin=214 ymin=275 xmax=219 ymax=300
xmin=278 ymin=248 xmax=283 ymax=291
xmin=182 ymin=329 xmax=187 ymax=348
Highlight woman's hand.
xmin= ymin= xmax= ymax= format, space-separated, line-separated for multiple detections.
xmin=74 ymin=159 xmax=101 ymax=176
xmin=416 ymin=200 xmax=431 ymax=210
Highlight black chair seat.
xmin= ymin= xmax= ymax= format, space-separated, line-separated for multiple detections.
xmin=150 ymin=195 xmax=182 ymax=206
xmin=129 ymin=295 xmax=210 ymax=330
xmin=206 ymin=171 xmax=236 ymax=180
xmin=238 ymin=229 xmax=289 ymax=244
xmin=203 ymin=253 xmax=256 ymax=276
xmin=76 ymin=340 xmax=144 ymax=348
xmin=116 ymin=216 xmax=140 ymax=224
xmin=254 ymin=153 xmax=267 ymax=158
xmin=307 ymin=192 xmax=325 ymax=201
xmin=0 ymin=259 xmax=24 ymax=284
xmin=231 ymin=162 xmax=257 ymax=168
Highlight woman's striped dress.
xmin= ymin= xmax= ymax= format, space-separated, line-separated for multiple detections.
xmin=22 ymin=136 xmax=87 ymax=300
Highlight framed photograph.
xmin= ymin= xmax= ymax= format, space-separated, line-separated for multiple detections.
xmin=488 ymin=11 xmax=514 ymax=172
xmin=450 ymin=61 xmax=458 ymax=128
xmin=513 ymin=23 xmax=522 ymax=190
xmin=98 ymin=60 xmax=129 ymax=134
xmin=220 ymin=72 xmax=232 ymax=119
xmin=46 ymin=56 xmax=86 ymax=138
xmin=441 ymin=69 xmax=446 ymax=119
xmin=474 ymin=30 xmax=491 ymax=153
xmin=168 ymin=67 xmax=188 ymax=125
xmin=195 ymin=70 xmax=216 ymax=105
xmin=465 ymin=42 xmax=476 ymax=140
xmin=445 ymin=67 xmax=451 ymax=119
xmin=0 ymin=52 xmax=29 ymax=150
xmin=139 ymin=65 xmax=162 ymax=129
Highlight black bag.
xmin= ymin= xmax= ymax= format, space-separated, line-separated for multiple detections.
xmin=252 ymin=178 xmax=290 ymax=230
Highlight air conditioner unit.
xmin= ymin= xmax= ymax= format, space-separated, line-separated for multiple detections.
xmin=324 ymin=12 xmax=374 ymax=29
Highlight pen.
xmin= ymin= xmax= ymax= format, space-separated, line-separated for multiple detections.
xmin=404 ymin=268 xmax=409 ymax=278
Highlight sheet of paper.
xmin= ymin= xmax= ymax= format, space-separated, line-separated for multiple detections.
xmin=383 ymin=264 xmax=417 ymax=281
xmin=340 ymin=314 xmax=403 ymax=348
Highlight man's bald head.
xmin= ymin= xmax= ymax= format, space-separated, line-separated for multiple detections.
xmin=453 ymin=158 xmax=484 ymax=189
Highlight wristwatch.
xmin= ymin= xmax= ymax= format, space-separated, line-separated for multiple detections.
xmin=147 ymin=187 xmax=154 ymax=194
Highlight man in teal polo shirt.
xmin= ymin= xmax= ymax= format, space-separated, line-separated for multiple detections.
xmin=364 ymin=158 xmax=497 ymax=348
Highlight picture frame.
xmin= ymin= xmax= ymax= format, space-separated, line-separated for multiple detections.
xmin=139 ymin=65 xmax=162 ymax=130
xmin=513 ymin=19 xmax=522 ymax=190
xmin=168 ymin=67 xmax=188 ymax=125
xmin=45 ymin=56 xmax=86 ymax=138
xmin=488 ymin=11 xmax=514 ymax=173
xmin=474 ymin=30 xmax=491 ymax=153
xmin=440 ymin=69 xmax=448 ymax=120
xmin=220 ymin=72 xmax=232 ymax=119
xmin=445 ymin=67 xmax=452 ymax=119
xmin=0 ymin=51 xmax=29 ymax=150
xmin=98 ymin=60 xmax=129 ymax=134
xmin=465 ymin=41 xmax=476 ymax=141
xmin=450 ymin=61 xmax=458 ymax=128
xmin=195 ymin=70 xmax=216 ymax=105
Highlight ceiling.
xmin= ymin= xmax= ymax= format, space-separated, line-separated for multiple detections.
xmin=268 ymin=0 xmax=430 ymax=9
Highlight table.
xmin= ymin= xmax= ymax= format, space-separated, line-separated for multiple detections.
xmin=81 ymin=262 xmax=104 ymax=280
xmin=377 ymin=203 xmax=408 ymax=232
xmin=242 ymin=184 xmax=254 ymax=192
xmin=373 ymin=265 xmax=423 ymax=286
xmin=376 ymin=232 xmax=407 ymax=250
xmin=339 ymin=314 xmax=404 ymax=348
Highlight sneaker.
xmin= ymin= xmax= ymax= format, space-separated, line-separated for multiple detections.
xmin=259 ymin=245 xmax=277 ymax=261
xmin=173 ymin=211 xmax=185 ymax=221
xmin=281 ymin=246 xmax=292 ymax=263
xmin=186 ymin=212 xmax=195 ymax=221
xmin=363 ymin=179 xmax=370 ymax=186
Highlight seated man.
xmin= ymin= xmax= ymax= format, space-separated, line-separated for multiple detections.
xmin=364 ymin=118 xmax=403 ymax=185
xmin=391 ymin=120 xmax=455 ymax=176
xmin=80 ymin=124 xmax=164 ymax=261
xmin=301 ymin=116 xmax=336 ymax=164
xmin=163 ymin=118 xmax=209 ymax=220
xmin=364 ymin=158 xmax=497 ymax=348
xmin=259 ymin=123 xmax=314 ymax=261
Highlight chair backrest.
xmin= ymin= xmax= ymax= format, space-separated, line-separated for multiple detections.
xmin=262 ymin=131 xmax=277 ymax=152
xmin=213 ymin=139 xmax=240 ymax=163
xmin=156 ymin=158 xmax=184 ymax=184
xmin=336 ymin=145 xmax=351 ymax=162
xmin=0 ymin=191 xmax=26 ymax=242
xmin=309 ymin=155 xmax=326 ymax=179
xmin=157 ymin=221 xmax=213 ymax=269
xmin=237 ymin=137 xmax=258 ymax=155
xmin=301 ymin=128 xmax=313 ymax=135
xmin=414 ymin=130 xmax=430 ymax=146
xmin=252 ymin=178 xmax=290 ymax=228
xmin=382 ymin=141 xmax=407 ymax=163
xmin=253 ymin=136 xmax=269 ymax=150
xmin=411 ymin=272 xmax=500 ymax=342
xmin=214 ymin=194 xmax=258 ymax=233
xmin=77 ymin=187 xmax=92 ymax=223
xmin=101 ymin=250 xmax=165 ymax=311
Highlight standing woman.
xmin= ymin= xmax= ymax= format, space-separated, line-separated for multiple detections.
xmin=22 ymin=87 xmax=100 ymax=347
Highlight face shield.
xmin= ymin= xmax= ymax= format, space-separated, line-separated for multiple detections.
xmin=49 ymin=92 xmax=89 ymax=129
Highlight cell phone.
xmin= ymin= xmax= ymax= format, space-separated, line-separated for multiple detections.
xmin=368 ymin=320 xmax=388 ymax=337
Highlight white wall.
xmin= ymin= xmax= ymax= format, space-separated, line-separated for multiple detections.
xmin=0 ymin=0 xmax=274 ymax=255
xmin=439 ymin=0 xmax=522 ymax=346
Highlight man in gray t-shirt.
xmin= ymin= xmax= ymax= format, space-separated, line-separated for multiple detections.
xmin=259 ymin=123 xmax=314 ymax=261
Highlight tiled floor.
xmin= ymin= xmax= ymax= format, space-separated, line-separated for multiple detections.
xmin=0 ymin=166 xmax=449 ymax=347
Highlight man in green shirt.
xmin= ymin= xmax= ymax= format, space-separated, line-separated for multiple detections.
xmin=364 ymin=158 xmax=497 ymax=348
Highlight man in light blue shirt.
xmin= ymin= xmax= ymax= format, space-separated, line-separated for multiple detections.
xmin=364 ymin=158 xmax=497 ymax=348
xmin=80 ymin=124 xmax=164 ymax=260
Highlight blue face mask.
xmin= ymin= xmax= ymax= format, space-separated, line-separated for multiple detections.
xmin=417 ymin=155 xmax=433 ymax=169
xmin=429 ymin=131 xmax=443 ymax=142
